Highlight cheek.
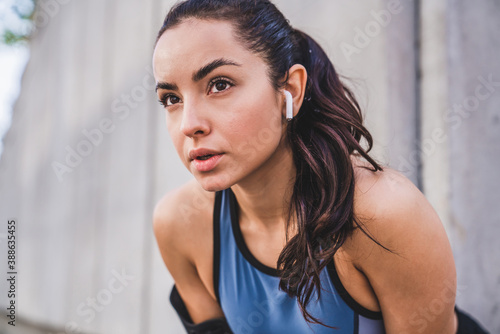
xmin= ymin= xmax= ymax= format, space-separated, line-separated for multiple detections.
xmin=224 ymin=92 xmax=284 ymax=155
xmin=165 ymin=117 xmax=185 ymax=158
xmin=229 ymin=91 xmax=283 ymax=140
xmin=165 ymin=112 xmax=182 ymax=140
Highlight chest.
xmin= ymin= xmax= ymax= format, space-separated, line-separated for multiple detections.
xmin=193 ymin=219 xmax=380 ymax=314
xmin=217 ymin=231 xmax=356 ymax=333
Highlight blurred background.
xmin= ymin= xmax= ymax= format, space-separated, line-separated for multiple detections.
xmin=0 ymin=0 xmax=498 ymax=333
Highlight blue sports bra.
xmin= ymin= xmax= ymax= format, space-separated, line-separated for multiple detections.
xmin=213 ymin=187 xmax=386 ymax=333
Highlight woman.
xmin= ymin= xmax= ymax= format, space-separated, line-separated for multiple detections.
xmin=152 ymin=1 xmax=488 ymax=333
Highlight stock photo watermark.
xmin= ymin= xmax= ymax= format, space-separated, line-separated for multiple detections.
xmin=51 ymin=66 xmax=156 ymax=182
xmin=397 ymin=73 xmax=500 ymax=175
xmin=32 ymin=0 xmax=72 ymax=30
xmin=233 ymin=294 xmax=288 ymax=334
xmin=340 ymin=0 xmax=411 ymax=62
xmin=403 ymin=280 xmax=467 ymax=334
xmin=4 ymin=219 xmax=18 ymax=327
xmin=46 ymin=268 xmax=135 ymax=334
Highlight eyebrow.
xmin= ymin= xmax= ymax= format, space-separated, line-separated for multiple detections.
xmin=155 ymin=57 xmax=242 ymax=92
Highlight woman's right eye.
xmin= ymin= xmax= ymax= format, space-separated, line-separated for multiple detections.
xmin=159 ymin=94 xmax=181 ymax=108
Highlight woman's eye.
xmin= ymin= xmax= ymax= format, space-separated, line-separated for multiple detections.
xmin=209 ymin=78 xmax=234 ymax=94
xmin=159 ymin=95 xmax=180 ymax=107
xmin=158 ymin=78 xmax=233 ymax=108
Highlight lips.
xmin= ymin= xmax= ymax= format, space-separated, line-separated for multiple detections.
xmin=189 ymin=148 xmax=224 ymax=161
xmin=197 ymin=154 xmax=216 ymax=160
xmin=191 ymin=153 xmax=224 ymax=172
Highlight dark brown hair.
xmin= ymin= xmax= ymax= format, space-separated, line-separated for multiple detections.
xmin=156 ymin=0 xmax=385 ymax=328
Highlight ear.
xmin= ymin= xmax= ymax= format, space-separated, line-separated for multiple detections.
xmin=282 ymin=64 xmax=308 ymax=119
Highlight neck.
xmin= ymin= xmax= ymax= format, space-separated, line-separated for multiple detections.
xmin=230 ymin=141 xmax=297 ymax=234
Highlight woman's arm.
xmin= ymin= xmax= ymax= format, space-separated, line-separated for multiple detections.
xmin=153 ymin=185 xmax=227 ymax=327
xmin=349 ymin=168 xmax=457 ymax=334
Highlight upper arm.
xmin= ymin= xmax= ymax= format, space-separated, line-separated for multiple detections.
xmin=153 ymin=184 xmax=225 ymax=324
xmin=351 ymin=169 xmax=457 ymax=334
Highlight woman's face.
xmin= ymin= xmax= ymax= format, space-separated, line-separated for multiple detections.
xmin=153 ymin=18 xmax=290 ymax=192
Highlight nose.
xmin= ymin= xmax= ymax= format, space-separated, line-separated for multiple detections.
xmin=180 ymin=100 xmax=210 ymax=138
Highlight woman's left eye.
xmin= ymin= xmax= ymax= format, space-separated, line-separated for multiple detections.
xmin=208 ymin=78 xmax=234 ymax=94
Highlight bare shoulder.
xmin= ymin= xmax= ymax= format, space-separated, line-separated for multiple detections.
xmin=152 ymin=180 xmax=226 ymax=323
xmin=347 ymin=156 xmax=457 ymax=332
xmin=349 ymin=157 xmax=448 ymax=254
xmin=351 ymin=156 xmax=447 ymax=251
xmin=352 ymin=157 xmax=425 ymax=226
xmin=153 ymin=178 xmax=215 ymax=263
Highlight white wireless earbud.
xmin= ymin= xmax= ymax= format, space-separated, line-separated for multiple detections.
xmin=284 ymin=90 xmax=293 ymax=121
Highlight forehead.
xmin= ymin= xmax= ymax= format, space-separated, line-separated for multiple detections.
xmin=153 ymin=18 xmax=259 ymax=79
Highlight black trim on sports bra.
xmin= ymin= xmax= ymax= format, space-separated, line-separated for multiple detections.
xmin=227 ymin=187 xmax=384 ymax=321
xmin=228 ymin=187 xmax=280 ymax=277
xmin=326 ymin=260 xmax=383 ymax=320
xmin=353 ymin=313 xmax=359 ymax=334
xmin=213 ymin=190 xmax=223 ymax=307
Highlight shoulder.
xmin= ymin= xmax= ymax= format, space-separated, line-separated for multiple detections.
xmin=352 ymin=158 xmax=428 ymax=232
xmin=345 ymin=156 xmax=457 ymax=332
xmin=153 ymin=180 xmax=227 ymax=323
xmin=349 ymin=158 xmax=448 ymax=256
xmin=153 ymin=178 xmax=215 ymax=263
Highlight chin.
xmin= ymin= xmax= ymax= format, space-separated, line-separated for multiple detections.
xmin=194 ymin=173 xmax=233 ymax=192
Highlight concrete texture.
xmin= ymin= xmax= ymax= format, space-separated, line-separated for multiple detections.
xmin=446 ymin=0 xmax=500 ymax=329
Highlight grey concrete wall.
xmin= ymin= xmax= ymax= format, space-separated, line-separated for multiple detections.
xmin=0 ymin=0 xmax=497 ymax=333
xmin=0 ymin=0 xmax=183 ymax=333
xmin=446 ymin=0 xmax=500 ymax=329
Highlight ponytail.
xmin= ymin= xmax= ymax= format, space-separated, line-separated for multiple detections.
xmin=277 ymin=29 xmax=385 ymax=326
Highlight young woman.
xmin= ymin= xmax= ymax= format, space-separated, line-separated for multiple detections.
xmin=152 ymin=1 xmax=489 ymax=333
